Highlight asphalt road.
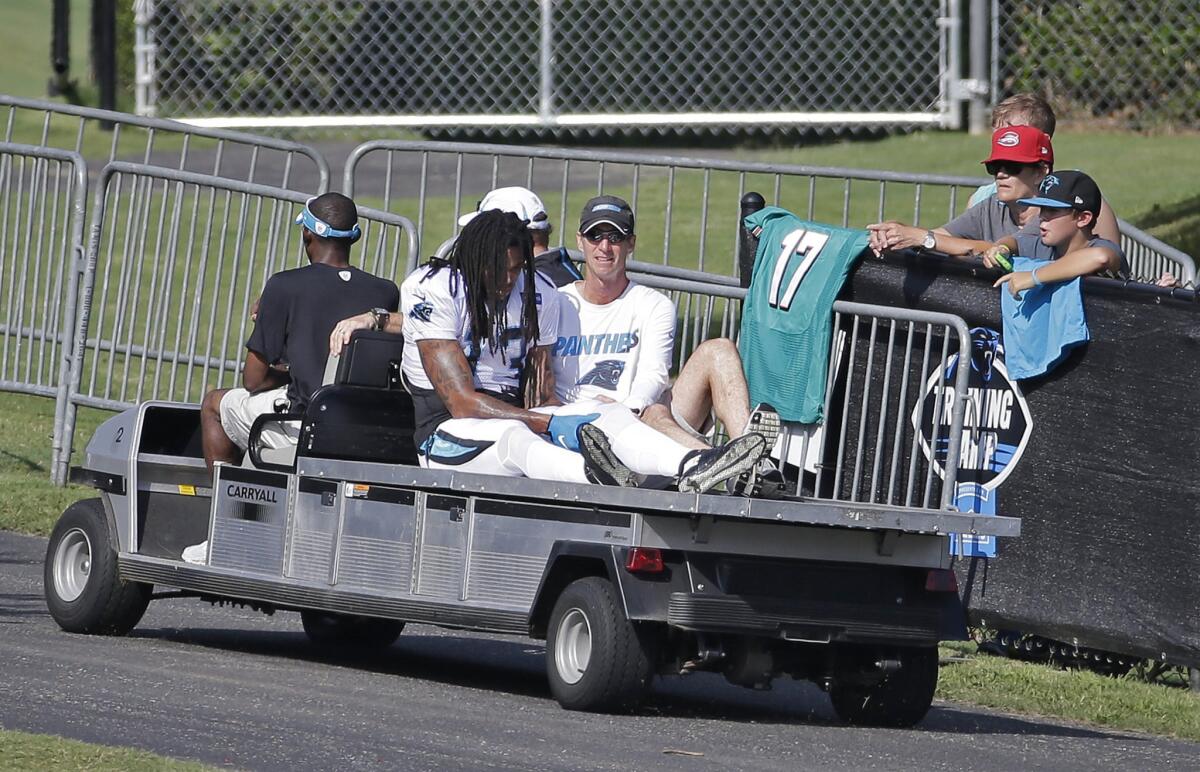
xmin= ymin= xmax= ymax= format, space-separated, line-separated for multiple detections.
xmin=2 ymin=530 xmax=1195 ymax=771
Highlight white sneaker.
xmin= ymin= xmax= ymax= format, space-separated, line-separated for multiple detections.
xmin=181 ymin=540 xmax=209 ymax=565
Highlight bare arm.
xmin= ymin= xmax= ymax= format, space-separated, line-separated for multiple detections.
xmin=994 ymin=246 xmax=1122 ymax=298
xmin=329 ymin=310 xmax=404 ymax=355
xmin=523 ymin=345 xmax=561 ymax=408
xmin=867 ymin=221 xmax=992 ymax=258
xmin=242 ymin=349 xmax=289 ymax=393
xmin=419 ymin=339 xmax=552 ymax=433
xmin=1094 ymin=197 xmax=1121 ymax=244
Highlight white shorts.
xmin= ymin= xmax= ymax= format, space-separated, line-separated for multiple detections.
xmin=219 ymin=386 xmax=300 ymax=450
xmin=658 ymin=386 xmax=715 ymax=442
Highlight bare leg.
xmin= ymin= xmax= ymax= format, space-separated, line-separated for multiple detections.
xmin=201 ymin=388 xmax=240 ymax=476
xmin=640 ymin=401 xmax=709 ymax=450
xmin=664 ymin=338 xmax=751 ymax=438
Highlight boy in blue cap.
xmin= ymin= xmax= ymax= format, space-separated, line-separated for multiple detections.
xmin=993 ymin=170 xmax=1128 ymax=298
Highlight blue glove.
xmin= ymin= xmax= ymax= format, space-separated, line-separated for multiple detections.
xmin=546 ymin=413 xmax=601 ymax=452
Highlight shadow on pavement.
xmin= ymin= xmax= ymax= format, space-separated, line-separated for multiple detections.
xmin=129 ymin=623 xmax=1129 ymax=740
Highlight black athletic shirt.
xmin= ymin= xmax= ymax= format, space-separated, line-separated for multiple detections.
xmin=247 ymin=263 xmax=399 ymax=410
xmin=535 ymin=247 xmax=583 ymax=288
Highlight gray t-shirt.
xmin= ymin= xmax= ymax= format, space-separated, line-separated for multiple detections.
xmin=942 ymin=194 xmax=1039 ymax=242
xmin=1014 ymin=234 xmax=1129 ymax=280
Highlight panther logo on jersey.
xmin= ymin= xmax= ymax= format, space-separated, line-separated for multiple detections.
xmin=576 ymin=360 xmax=625 ymax=390
xmin=409 ymin=301 xmax=434 ymax=322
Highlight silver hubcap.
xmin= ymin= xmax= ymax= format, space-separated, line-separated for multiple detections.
xmin=554 ymin=608 xmax=592 ymax=685
xmin=53 ymin=528 xmax=92 ymax=602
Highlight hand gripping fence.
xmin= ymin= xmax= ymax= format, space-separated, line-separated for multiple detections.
xmin=345 ymin=140 xmax=1196 ymax=289
xmin=55 ymin=163 xmax=417 ymax=484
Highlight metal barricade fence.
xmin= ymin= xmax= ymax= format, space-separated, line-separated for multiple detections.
xmin=1 ymin=95 xmax=331 ymax=194
xmin=618 ymin=272 xmax=971 ymax=511
xmin=55 ymin=163 xmax=417 ymax=483
xmin=0 ymin=143 xmax=88 ymax=479
xmin=344 ymin=140 xmax=1196 ymax=287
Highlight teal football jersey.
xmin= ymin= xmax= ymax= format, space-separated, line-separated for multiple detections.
xmin=740 ymin=207 xmax=869 ymax=423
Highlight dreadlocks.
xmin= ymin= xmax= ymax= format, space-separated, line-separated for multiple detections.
xmin=430 ymin=209 xmax=539 ymax=363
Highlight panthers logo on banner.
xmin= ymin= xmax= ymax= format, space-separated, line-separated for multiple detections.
xmin=913 ymin=328 xmax=1033 ymax=556
xmin=575 ymin=360 xmax=625 ymax=390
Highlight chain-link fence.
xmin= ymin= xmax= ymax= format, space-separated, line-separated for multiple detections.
xmin=138 ymin=0 xmax=959 ymax=131
xmin=994 ymin=0 xmax=1200 ymax=128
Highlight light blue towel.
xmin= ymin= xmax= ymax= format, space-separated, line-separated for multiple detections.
xmin=999 ymin=256 xmax=1090 ymax=380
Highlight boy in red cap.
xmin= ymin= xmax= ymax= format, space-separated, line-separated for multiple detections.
xmin=868 ymin=125 xmax=1052 ymax=258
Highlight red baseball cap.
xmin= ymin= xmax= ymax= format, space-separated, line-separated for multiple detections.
xmin=982 ymin=125 xmax=1054 ymax=166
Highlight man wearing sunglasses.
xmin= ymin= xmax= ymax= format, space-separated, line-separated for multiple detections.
xmin=868 ymin=125 xmax=1053 ymax=261
xmin=554 ymin=196 xmax=783 ymax=495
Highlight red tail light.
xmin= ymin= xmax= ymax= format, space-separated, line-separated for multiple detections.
xmin=625 ymin=547 xmax=664 ymax=574
xmin=925 ymin=568 xmax=958 ymax=592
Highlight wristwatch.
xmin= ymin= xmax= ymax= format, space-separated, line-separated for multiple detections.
xmin=369 ymin=308 xmax=390 ymax=331
xmin=921 ymin=230 xmax=938 ymax=251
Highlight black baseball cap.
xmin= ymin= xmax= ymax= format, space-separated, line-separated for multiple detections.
xmin=579 ymin=195 xmax=635 ymax=235
xmin=1019 ymin=170 xmax=1102 ymax=217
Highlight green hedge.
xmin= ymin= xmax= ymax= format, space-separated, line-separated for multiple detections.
xmin=1006 ymin=0 xmax=1200 ymax=127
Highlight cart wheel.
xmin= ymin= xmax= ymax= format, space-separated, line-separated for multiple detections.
xmin=300 ymin=610 xmax=404 ymax=650
xmin=44 ymin=498 xmax=150 ymax=635
xmin=830 ymin=646 xmax=938 ymax=728
xmin=545 ymin=577 xmax=655 ymax=712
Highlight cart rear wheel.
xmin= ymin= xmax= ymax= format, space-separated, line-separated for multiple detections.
xmin=829 ymin=646 xmax=938 ymax=728
xmin=545 ymin=577 xmax=655 ymax=712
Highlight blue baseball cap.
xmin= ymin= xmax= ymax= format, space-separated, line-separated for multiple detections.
xmin=1019 ymin=170 xmax=1101 ymax=217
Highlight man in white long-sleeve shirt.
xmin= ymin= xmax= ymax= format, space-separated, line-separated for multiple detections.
xmin=554 ymin=196 xmax=780 ymax=474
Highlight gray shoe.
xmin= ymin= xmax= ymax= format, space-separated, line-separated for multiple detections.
xmin=677 ymin=433 xmax=767 ymax=494
xmin=579 ymin=424 xmax=639 ymax=487
xmin=741 ymin=403 xmax=781 ymax=449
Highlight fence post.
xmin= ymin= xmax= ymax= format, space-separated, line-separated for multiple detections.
xmin=92 ymin=0 xmax=117 ymax=126
xmin=538 ymin=0 xmax=555 ymax=127
xmin=738 ymin=192 xmax=765 ymax=287
xmin=967 ymin=0 xmax=990 ymax=134
xmin=50 ymin=0 xmax=72 ymax=97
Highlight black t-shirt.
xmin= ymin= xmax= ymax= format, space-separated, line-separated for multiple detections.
xmin=247 ymin=263 xmax=399 ymax=410
xmin=535 ymin=247 xmax=583 ymax=288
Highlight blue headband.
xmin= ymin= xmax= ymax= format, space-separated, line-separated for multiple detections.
xmin=295 ymin=200 xmax=361 ymax=243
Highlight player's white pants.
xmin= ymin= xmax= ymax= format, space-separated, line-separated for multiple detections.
xmin=419 ymin=399 xmax=691 ymax=482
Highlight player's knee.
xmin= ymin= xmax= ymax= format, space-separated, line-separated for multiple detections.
xmin=202 ymin=388 xmax=228 ymax=417
xmin=639 ymin=401 xmax=674 ymax=429
xmin=696 ymin=336 xmax=740 ymax=365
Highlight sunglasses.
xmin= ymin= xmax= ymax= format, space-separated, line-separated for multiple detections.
xmin=985 ymin=160 xmax=1039 ymax=177
xmin=584 ymin=230 xmax=631 ymax=244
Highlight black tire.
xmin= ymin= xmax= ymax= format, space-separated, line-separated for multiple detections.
xmin=545 ymin=577 xmax=655 ymax=712
xmin=829 ymin=646 xmax=939 ymax=728
xmin=44 ymin=498 xmax=151 ymax=635
xmin=300 ymin=610 xmax=404 ymax=650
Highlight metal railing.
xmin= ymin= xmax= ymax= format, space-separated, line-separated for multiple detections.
xmin=620 ymin=271 xmax=972 ymax=510
xmin=0 ymin=143 xmax=89 ymax=478
xmin=55 ymin=163 xmax=417 ymax=483
xmin=1 ymin=95 xmax=330 ymax=193
xmin=344 ymin=140 xmax=1196 ymax=286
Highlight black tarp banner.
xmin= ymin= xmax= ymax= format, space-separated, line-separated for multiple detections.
xmin=842 ymin=254 xmax=1200 ymax=666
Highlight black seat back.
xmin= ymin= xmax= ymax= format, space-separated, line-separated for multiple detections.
xmin=299 ymin=330 xmax=418 ymax=465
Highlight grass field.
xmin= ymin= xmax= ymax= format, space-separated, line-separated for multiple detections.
xmin=0 ymin=728 xmax=212 ymax=772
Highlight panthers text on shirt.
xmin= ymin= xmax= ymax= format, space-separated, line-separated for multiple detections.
xmin=552 ymin=281 xmax=676 ymax=412
xmin=400 ymin=265 xmax=561 ymax=393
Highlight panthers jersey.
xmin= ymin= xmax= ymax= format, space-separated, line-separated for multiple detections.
xmin=741 ymin=207 xmax=869 ymax=423
xmin=401 ymin=264 xmax=560 ymax=394
xmin=552 ymin=281 xmax=676 ymax=412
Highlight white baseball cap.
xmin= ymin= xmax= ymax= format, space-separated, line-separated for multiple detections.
xmin=457 ymin=186 xmax=551 ymax=230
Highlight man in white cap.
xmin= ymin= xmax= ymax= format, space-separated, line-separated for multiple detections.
xmin=458 ymin=186 xmax=583 ymax=287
